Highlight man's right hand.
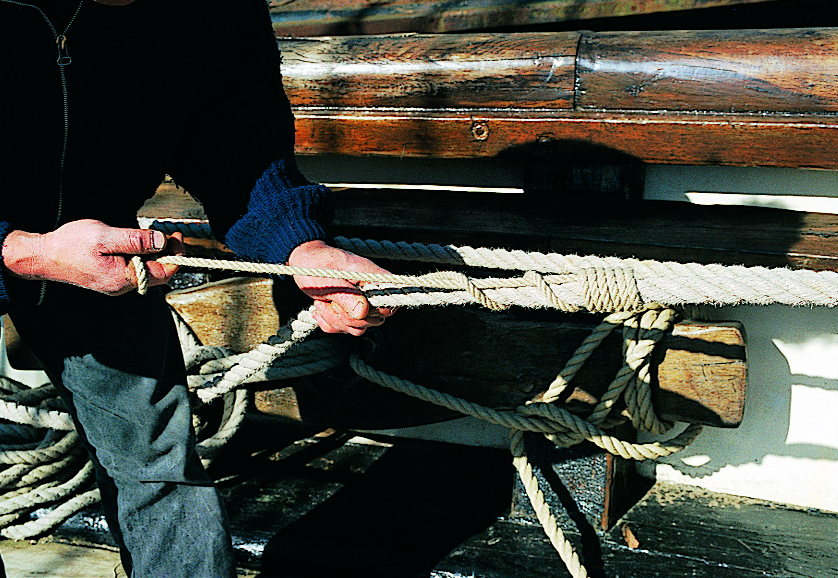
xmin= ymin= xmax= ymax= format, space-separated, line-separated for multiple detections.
xmin=1 ymin=219 xmax=183 ymax=295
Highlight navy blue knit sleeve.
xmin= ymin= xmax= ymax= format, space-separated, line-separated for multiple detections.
xmin=164 ymin=0 xmax=332 ymax=265
xmin=223 ymin=159 xmax=333 ymax=264
xmin=0 ymin=220 xmax=12 ymax=314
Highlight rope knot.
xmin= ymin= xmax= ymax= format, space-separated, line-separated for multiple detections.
xmin=582 ymin=266 xmax=642 ymax=312
xmin=523 ymin=270 xmax=579 ymax=312
xmin=423 ymin=271 xmax=509 ymax=311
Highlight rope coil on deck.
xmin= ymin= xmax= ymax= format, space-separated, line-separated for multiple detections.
xmin=2 ymin=228 xmax=833 ymax=574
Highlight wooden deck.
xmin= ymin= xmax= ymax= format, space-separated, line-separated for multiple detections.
xmin=29 ymin=420 xmax=838 ymax=577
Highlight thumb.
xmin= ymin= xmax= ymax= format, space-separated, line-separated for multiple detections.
xmin=328 ymin=288 xmax=369 ymax=320
xmin=103 ymin=227 xmax=167 ymax=256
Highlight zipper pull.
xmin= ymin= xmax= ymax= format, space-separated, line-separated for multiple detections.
xmin=56 ymin=35 xmax=72 ymax=66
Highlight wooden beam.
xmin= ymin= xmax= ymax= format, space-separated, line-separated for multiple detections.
xmin=292 ymin=109 xmax=838 ymax=168
xmin=282 ymin=29 xmax=838 ymax=114
xmin=269 ymin=0 xmax=781 ymax=37
xmin=279 ymin=29 xmax=838 ymax=168
xmin=577 ymin=28 xmax=838 ymax=114
xmin=139 ymin=184 xmax=838 ymax=272
xmin=330 ymin=189 xmax=838 ymax=272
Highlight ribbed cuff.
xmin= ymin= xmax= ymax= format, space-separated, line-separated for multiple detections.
xmin=223 ymin=160 xmax=334 ymax=265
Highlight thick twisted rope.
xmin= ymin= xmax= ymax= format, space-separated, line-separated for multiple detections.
xmin=109 ymin=233 xmax=756 ymax=577
xmin=153 ymin=250 xmax=838 ymax=311
xmin=0 ymin=369 xmax=96 ymax=539
xmin=511 ymin=430 xmax=589 ymax=578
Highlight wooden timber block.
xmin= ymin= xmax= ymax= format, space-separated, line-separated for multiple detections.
xmin=166 ymin=277 xmax=746 ymax=429
xmin=165 ymin=277 xmax=279 ymax=353
xmin=367 ymin=307 xmax=747 ymax=428
xmin=653 ymin=321 xmax=747 ymax=427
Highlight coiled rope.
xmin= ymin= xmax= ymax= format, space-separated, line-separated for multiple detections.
xmin=4 ymin=229 xmax=830 ymax=575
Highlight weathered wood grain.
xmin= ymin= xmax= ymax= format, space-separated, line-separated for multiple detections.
xmin=654 ymin=321 xmax=747 ymax=427
xmin=577 ymin=28 xmax=838 ymax=114
xmin=278 ymin=33 xmax=578 ymax=110
xmin=331 ymin=189 xmax=838 ymax=272
xmin=269 ymin=0 xmax=778 ymax=36
xmin=279 ymin=29 xmax=838 ymax=168
xmin=166 ymin=277 xmax=279 ymax=353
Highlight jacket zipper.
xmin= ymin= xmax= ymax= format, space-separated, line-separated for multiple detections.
xmin=1 ymin=0 xmax=82 ymax=303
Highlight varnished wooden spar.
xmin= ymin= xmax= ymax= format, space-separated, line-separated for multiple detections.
xmin=278 ymin=33 xmax=578 ymax=110
xmin=577 ymin=28 xmax=838 ymax=114
xmin=269 ymin=0 xmax=777 ymax=37
xmin=278 ymin=29 xmax=838 ymax=168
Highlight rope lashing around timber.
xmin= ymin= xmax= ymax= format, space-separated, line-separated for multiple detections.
xmin=3 ymin=229 xmax=830 ymax=577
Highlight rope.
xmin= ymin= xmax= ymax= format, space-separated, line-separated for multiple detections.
xmin=154 ymin=248 xmax=838 ymax=311
xmin=132 ymin=255 xmax=149 ymax=296
xmin=511 ymin=430 xmax=589 ymax=578
xmin=5 ymin=231 xmax=802 ymax=573
xmin=346 ymin=303 xmax=700 ymax=575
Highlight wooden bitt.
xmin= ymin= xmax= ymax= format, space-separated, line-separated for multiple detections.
xmin=368 ymin=306 xmax=747 ymax=428
xmin=509 ymin=430 xmax=641 ymax=531
xmin=165 ymin=277 xmax=746 ymax=430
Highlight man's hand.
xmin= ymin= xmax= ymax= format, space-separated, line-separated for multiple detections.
xmin=288 ymin=240 xmax=396 ymax=336
xmin=1 ymin=219 xmax=183 ymax=295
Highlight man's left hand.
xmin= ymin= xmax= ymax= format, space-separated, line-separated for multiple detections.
xmin=288 ymin=240 xmax=396 ymax=336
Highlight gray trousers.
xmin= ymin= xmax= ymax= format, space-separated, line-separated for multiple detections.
xmin=9 ymin=282 xmax=236 ymax=578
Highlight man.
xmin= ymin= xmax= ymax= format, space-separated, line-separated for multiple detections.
xmin=0 ymin=0 xmax=393 ymax=575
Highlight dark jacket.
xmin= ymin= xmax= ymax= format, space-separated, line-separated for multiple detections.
xmin=0 ymin=0 xmax=332 ymax=312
